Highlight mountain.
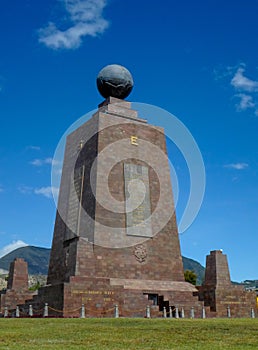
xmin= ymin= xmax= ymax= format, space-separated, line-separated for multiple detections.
xmin=0 ymin=246 xmax=205 ymax=284
xmin=182 ymin=256 xmax=205 ymax=285
xmin=0 ymin=246 xmax=50 ymax=275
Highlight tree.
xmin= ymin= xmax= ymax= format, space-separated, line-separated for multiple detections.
xmin=184 ymin=270 xmax=197 ymax=285
xmin=29 ymin=281 xmax=41 ymax=292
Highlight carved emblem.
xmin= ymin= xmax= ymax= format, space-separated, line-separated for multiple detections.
xmin=134 ymin=245 xmax=147 ymax=263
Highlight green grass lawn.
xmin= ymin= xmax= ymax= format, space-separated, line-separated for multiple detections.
xmin=0 ymin=318 xmax=257 ymax=350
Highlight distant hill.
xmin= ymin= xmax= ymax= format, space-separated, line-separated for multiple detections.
xmin=0 ymin=245 xmax=205 ymax=284
xmin=0 ymin=246 xmax=50 ymax=275
xmin=182 ymin=256 xmax=205 ymax=285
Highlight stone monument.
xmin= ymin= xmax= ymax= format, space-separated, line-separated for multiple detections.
xmin=0 ymin=258 xmax=36 ymax=314
xmin=14 ymin=64 xmax=256 ymax=318
xmin=24 ymin=64 xmax=203 ymax=317
xmin=198 ymin=250 xmax=257 ymax=317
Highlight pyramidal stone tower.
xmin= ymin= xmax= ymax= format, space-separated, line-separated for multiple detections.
xmin=0 ymin=258 xmax=36 ymax=313
xmin=198 ymin=250 xmax=257 ymax=317
xmin=33 ymin=65 xmax=203 ymax=317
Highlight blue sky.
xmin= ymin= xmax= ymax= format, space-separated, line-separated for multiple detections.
xmin=0 ymin=0 xmax=258 ymax=282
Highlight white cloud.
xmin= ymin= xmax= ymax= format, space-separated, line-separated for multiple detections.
xmin=224 ymin=163 xmax=249 ymax=170
xmin=0 ymin=186 xmax=4 ymax=193
xmin=235 ymin=93 xmax=255 ymax=111
xmin=213 ymin=65 xmax=236 ymax=81
xmin=231 ymin=67 xmax=258 ymax=92
xmin=26 ymin=145 xmax=41 ymax=151
xmin=38 ymin=0 xmax=109 ymax=50
xmin=0 ymin=240 xmax=28 ymax=258
xmin=53 ymin=167 xmax=63 ymax=175
xmin=18 ymin=184 xmax=59 ymax=198
xmin=18 ymin=185 xmax=33 ymax=194
xmin=30 ymin=157 xmax=56 ymax=166
xmin=216 ymin=63 xmax=258 ymax=116
xmin=34 ymin=186 xmax=59 ymax=198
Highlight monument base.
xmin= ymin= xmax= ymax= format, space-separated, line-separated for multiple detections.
xmin=3 ymin=251 xmax=257 ymax=318
xmin=21 ymin=276 xmax=204 ymax=318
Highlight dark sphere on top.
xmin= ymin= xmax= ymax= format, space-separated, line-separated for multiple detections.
xmin=97 ymin=64 xmax=134 ymax=99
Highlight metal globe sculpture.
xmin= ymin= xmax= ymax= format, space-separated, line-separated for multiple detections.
xmin=97 ymin=64 xmax=134 ymax=99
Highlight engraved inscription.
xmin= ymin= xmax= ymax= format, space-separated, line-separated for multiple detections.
xmin=71 ymin=290 xmax=115 ymax=302
xmin=65 ymin=166 xmax=85 ymax=239
xmin=124 ymin=163 xmax=152 ymax=237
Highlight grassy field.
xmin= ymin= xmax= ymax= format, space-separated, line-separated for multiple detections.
xmin=0 ymin=318 xmax=258 ymax=350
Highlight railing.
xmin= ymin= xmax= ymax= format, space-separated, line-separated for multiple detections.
xmin=0 ymin=304 xmax=256 ymax=319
